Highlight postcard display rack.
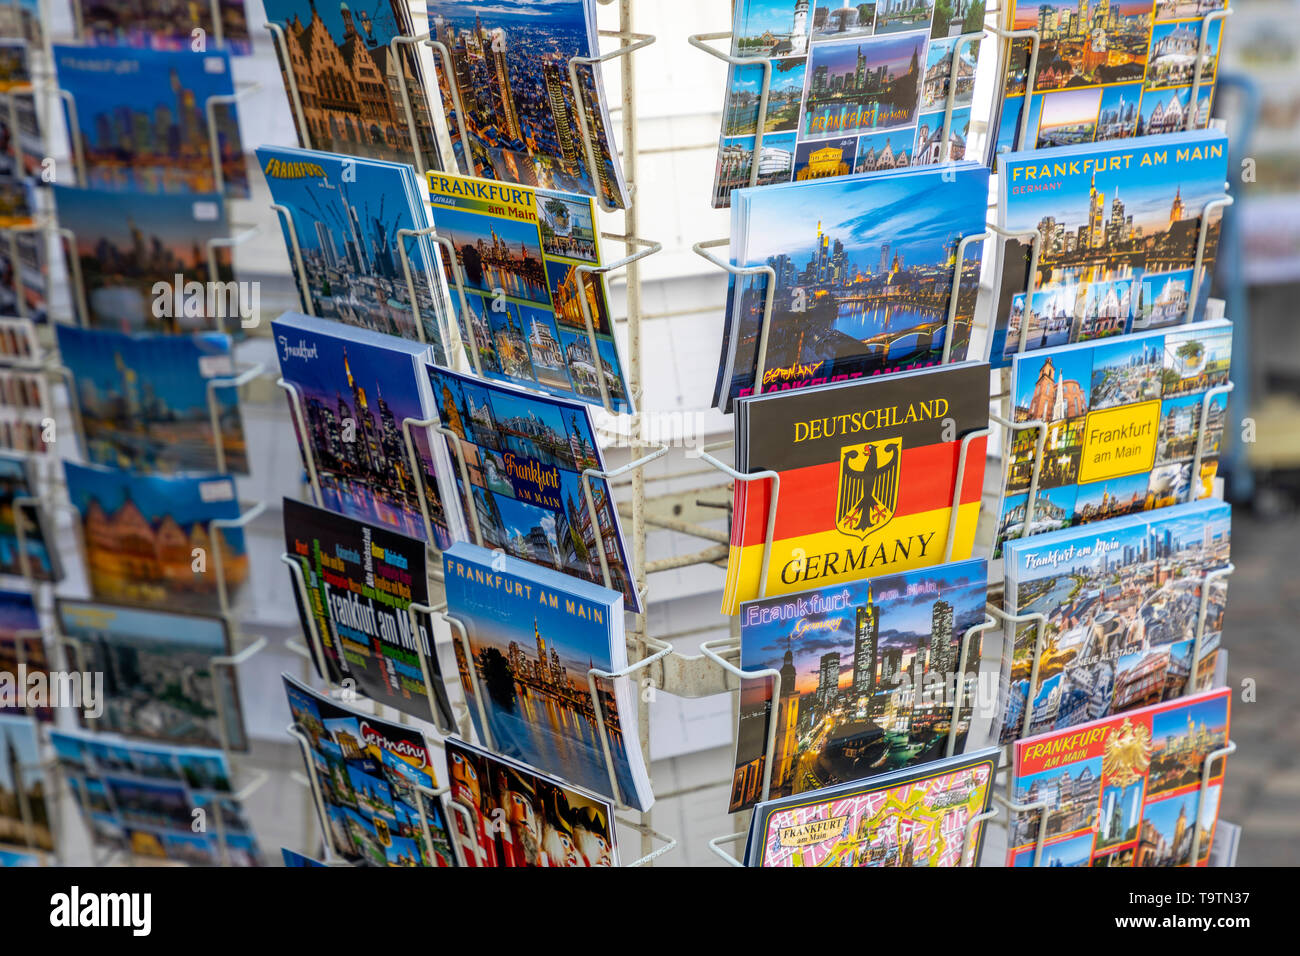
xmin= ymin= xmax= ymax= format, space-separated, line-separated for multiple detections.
xmin=0 ymin=0 xmax=1245 ymax=871
xmin=0 ymin=5 xmax=272 ymax=868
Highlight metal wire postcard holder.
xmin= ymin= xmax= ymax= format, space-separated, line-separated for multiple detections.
xmin=989 ymin=410 xmax=1047 ymax=537
xmin=568 ymin=30 xmax=656 ymax=214
xmin=576 ymin=232 xmax=661 ymax=414
xmin=985 ymin=603 xmax=1049 ymax=741
xmin=947 ymin=615 xmax=998 ymax=758
xmin=206 ymin=362 xmax=265 ymax=474
xmin=7 ymin=750 xmax=62 ymax=865
xmin=394 ymin=225 xmax=460 ymax=360
xmin=269 ymin=201 xmax=313 ymax=316
xmin=688 ymin=32 xmax=770 ymax=193
xmin=1187 ymin=192 xmax=1234 ymax=322
xmin=985 ymin=223 xmax=1041 ymax=363
xmin=1187 ymin=562 xmax=1235 ymax=696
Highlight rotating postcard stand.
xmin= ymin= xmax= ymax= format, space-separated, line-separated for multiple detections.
xmin=995 ymin=739 xmax=1235 ymax=867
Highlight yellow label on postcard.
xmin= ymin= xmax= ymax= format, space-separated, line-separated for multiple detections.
xmin=1077 ymin=400 xmax=1159 ymax=484
xmin=777 ymin=817 xmax=848 ymax=848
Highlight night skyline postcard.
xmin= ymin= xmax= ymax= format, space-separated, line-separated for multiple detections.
xmin=273 ymin=312 xmax=450 ymax=543
xmin=443 ymin=540 xmax=647 ymax=808
xmin=54 ymin=45 xmax=248 ymax=197
xmin=730 ymin=559 xmax=987 ymax=811
xmin=57 ymin=325 xmax=246 ymax=475
xmin=425 ymin=0 xmax=624 ymax=207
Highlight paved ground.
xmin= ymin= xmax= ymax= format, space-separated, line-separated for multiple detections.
xmin=1217 ymin=513 xmax=1300 ymax=866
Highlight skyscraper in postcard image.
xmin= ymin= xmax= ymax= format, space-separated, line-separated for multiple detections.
xmin=256 ymin=148 xmax=446 ymax=353
xmin=262 ymin=0 xmax=437 ymax=169
xmin=53 ymin=187 xmax=233 ymax=334
xmin=63 ymin=462 xmax=247 ymax=614
xmin=802 ymin=33 xmax=924 ymax=139
xmin=53 ymin=46 xmax=248 ymax=197
xmin=426 ymin=0 xmax=623 ymax=207
xmin=1009 ymin=0 xmax=1151 ymax=94
xmin=1095 ymin=83 xmax=1143 ymax=141
xmin=274 ymin=317 xmax=448 ymax=543
xmin=57 ymin=326 xmax=247 ymax=475
xmin=729 ymin=560 xmax=987 ymax=812
xmin=0 ymin=713 xmax=52 ymax=851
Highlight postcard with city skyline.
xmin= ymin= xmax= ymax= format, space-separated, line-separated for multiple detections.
xmin=0 ymin=713 xmax=52 ymax=853
xmin=1008 ymin=687 xmax=1230 ymax=866
xmin=57 ymin=598 xmax=246 ymax=751
xmin=283 ymin=497 xmax=453 ymax=730
xmin=53 ymin=45 xmax=249 ymax=197
xmin=0 ymin=452 xmax=60 ymax=582
xmin=0 ymin=589 xmax=47 ymax=721
xmin=444 ymin=541 xmax=651 ymax=810
xmin=990 ymin=0 xmax=1227 ymax=161
xmin=272 ymin=311 xmax=461 ymax=548
xmin=995 ymin=130 xmax=1228 ymax=361
xmin=57 ymin=325 xmax=247 ymax=475
xmin=720 ymin=162 xmax=988 ymax=408
xmin=998 ymin=498 xmax=1230 ymax=746
xmin=425 ymin=0 xmax=628 ymax=209
xmin=994 ymin=318 xmax=1231 ymax=555
xmin=74 ymin=0 xmax=253 ymax=55
xmin=426 ymin=171 xmax=631 ymax=413
xmin=446 ymin=737 xmax=617 ymax=866
xmin=52 ymin=185 xmax=235 ymax=334
xmin=745 ymin=748 xmax=998 ymax=866
xmin=427 ymin=364 xmax=641 ymax=613
xmin=51 ymin=728 xmax=263 ymax=865
xmin=730 ymin=558 xmax=987 ymax=812
xmin=711 ymin=0 xmax=985 ymax=206
xmin=262 ymin=0 xmax=438 ymax=170
xmin=258 ymin=146 xmax=451 ymax=362
xmin=63 ymin=461 xmax=247 ymax=615
xmin=283 ymin=674 xmax=457 ymax=867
